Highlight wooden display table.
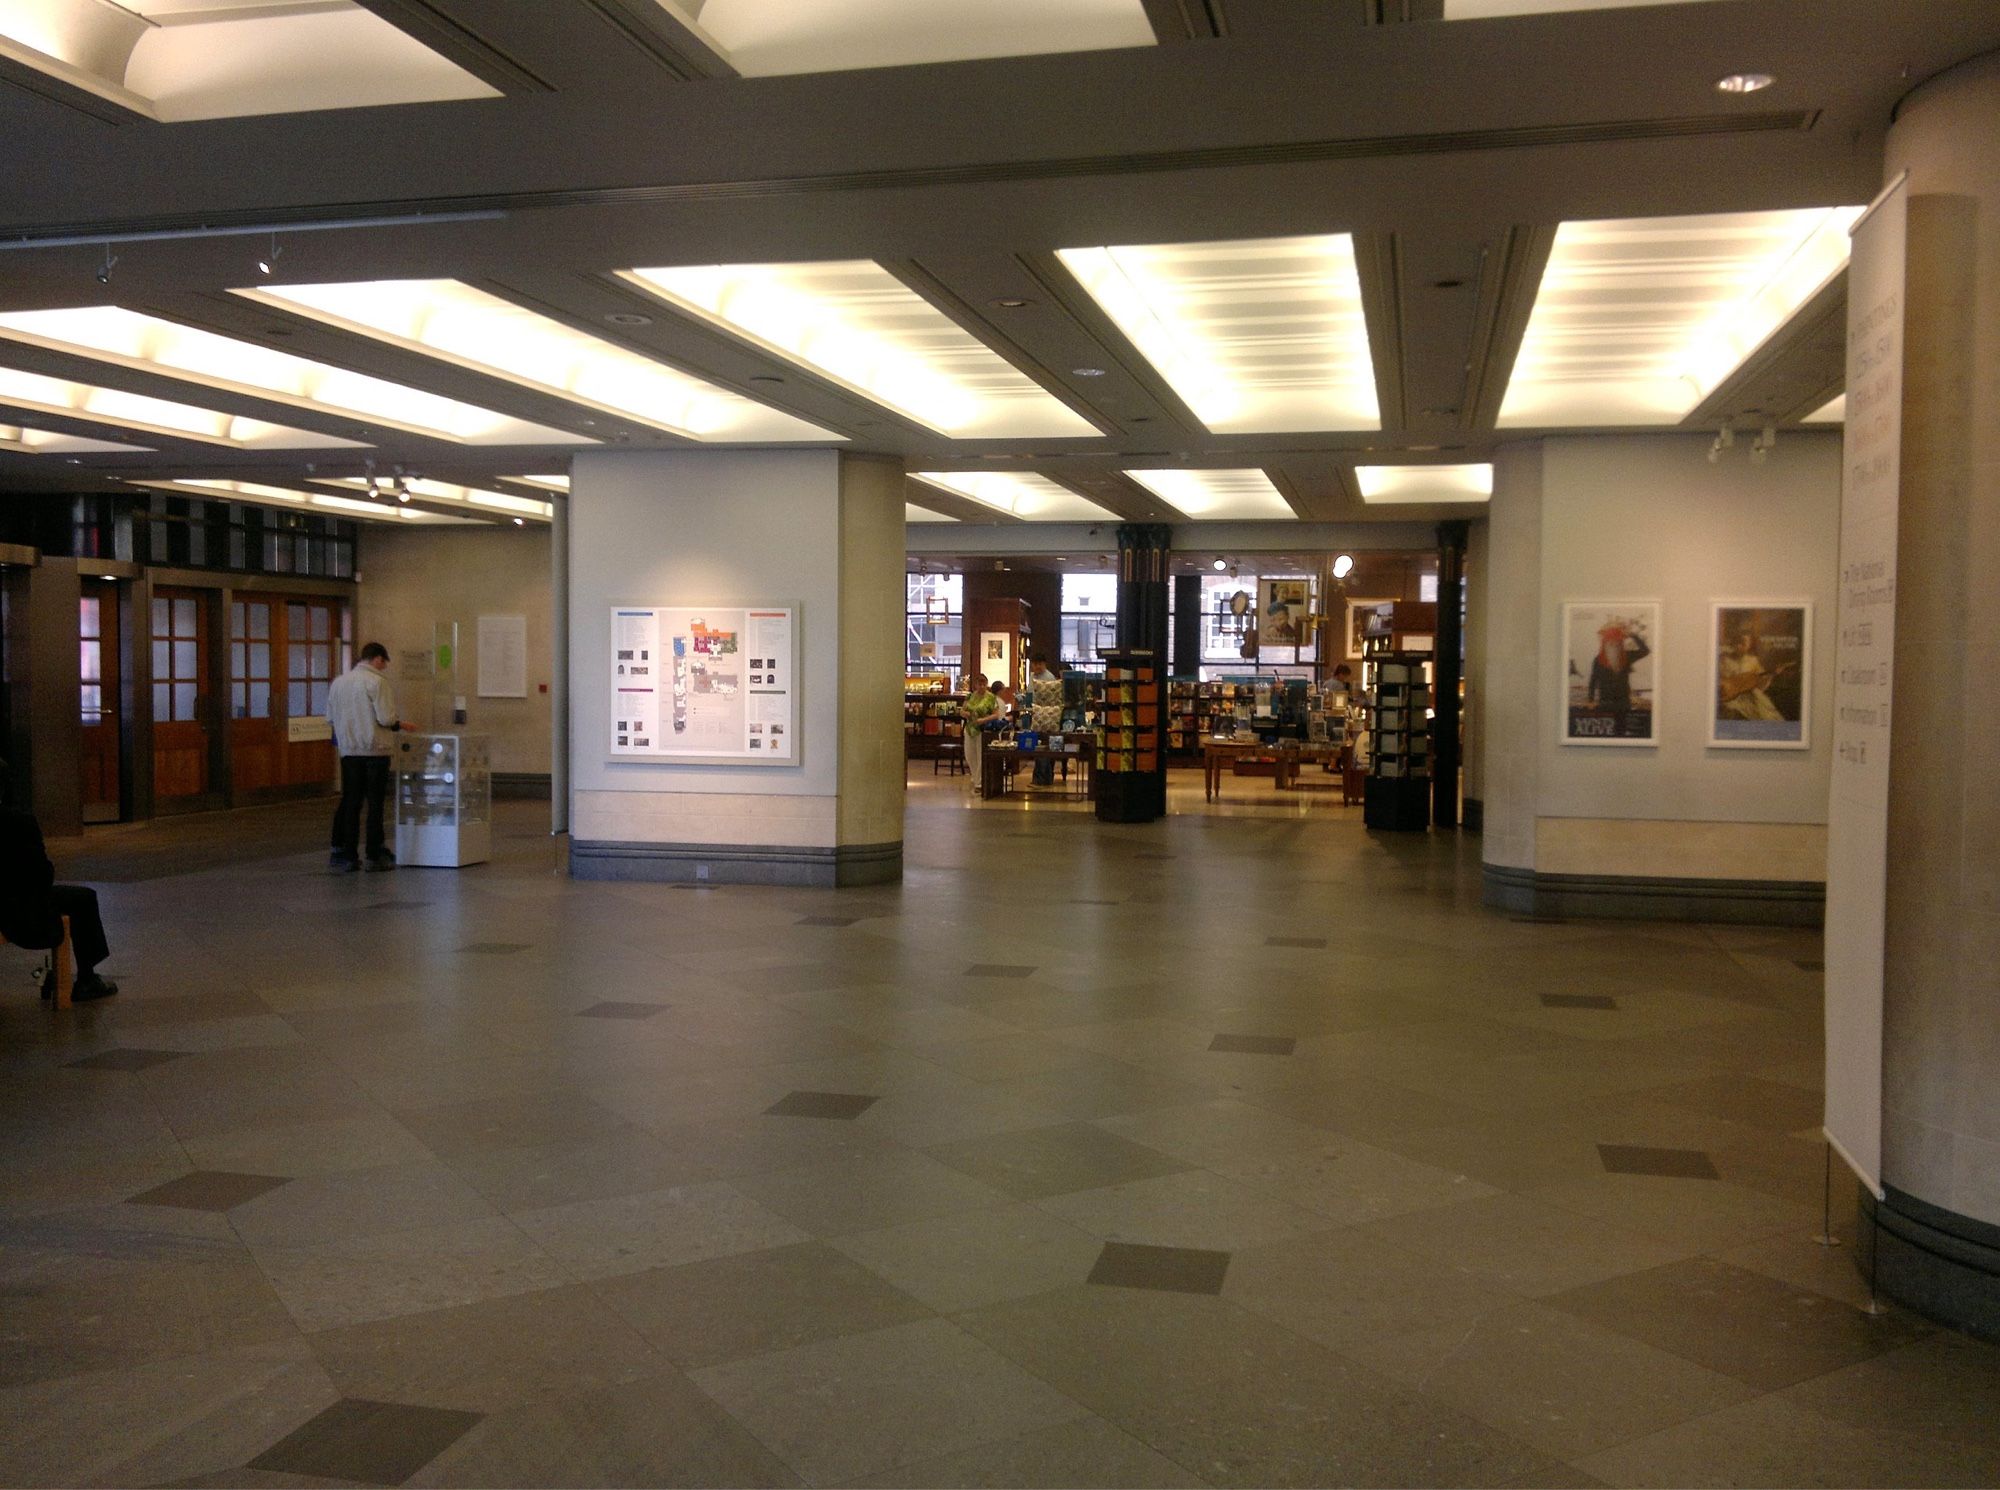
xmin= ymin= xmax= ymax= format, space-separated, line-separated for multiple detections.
xmin=1272 ymin=742 xmax=1350 ymax=792
xmin=983 ymin=741 xmax=1096 ymax=801
xmin=1202 ymin=737 xmax=1262 ymax=801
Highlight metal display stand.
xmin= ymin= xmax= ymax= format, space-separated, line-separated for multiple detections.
xmin=394 ymin=733 xmax=491 ymax=867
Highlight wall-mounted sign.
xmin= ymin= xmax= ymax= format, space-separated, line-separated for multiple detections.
xmin=286 ymin=715 xmax=332 ymax=743
xmin=1560 ymin=600 xmax=1659 ymax=746
xmin=609 ymin=605 xmax=797 ymax=765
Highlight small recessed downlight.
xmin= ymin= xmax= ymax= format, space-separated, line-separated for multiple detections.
xmin=1072 ymin=367 xmax=1107 ymax=377
xmin=992 ymin=298 xmax=1031 ymax=308
xmin=604 ymin=312 xmax=653 ymax=327
xmin=1716 ymin=72 xmax=1774 ymax=93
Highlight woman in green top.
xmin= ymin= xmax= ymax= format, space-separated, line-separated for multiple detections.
xmin=962 ymin=674 xmax=999 ymax=794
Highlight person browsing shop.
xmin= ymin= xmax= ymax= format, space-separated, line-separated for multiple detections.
xmin=962 ymin=673 xmax=1000 ymax=794
xmin=1028 ymin=654 xmax=1063 ymax=785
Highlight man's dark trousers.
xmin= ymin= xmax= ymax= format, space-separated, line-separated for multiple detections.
xmin=331 ymin=755 xmax=392 ymax=861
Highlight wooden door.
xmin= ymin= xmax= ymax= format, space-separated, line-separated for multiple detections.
xmin=280 ymin=598 xmax=344 ymax=788
xmin=227 ymin=595 xmax=280 ymax=796
xmin=79 ymin=580 xmax=122 ymax=822
xmin=150 ymin=587 xmax=211 ymax=806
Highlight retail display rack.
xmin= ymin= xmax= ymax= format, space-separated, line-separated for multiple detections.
xmin=1095 ymin=648 xmax=1166 ymax=822
xmin=904 ymin=691 xmax=966 ymax=764
xmin=1362 ymin=650 xmax=1431 ymax=831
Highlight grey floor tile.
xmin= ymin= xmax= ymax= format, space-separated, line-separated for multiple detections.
xmin=226 ymin=1160 xmax=496 ymax=1249
xmin=1524 ymin=1172 xmax=1819 ymax=1254
xmin=832 ymin=1203 xmax=1106 ymax=1314
xmin=1087 ymin=1240 xmax=1230 ymax=1296
xmin=964 ymin=963 xmax=1037 ymax=978
xmin=588 ymin=1241 xmax=930 ymax=1369
xmin=1264 ymin=936 xmax=1326 ymax=949
xmin=1540 ymin=994 xmax=1618 ymax=1010
xmin=447 ymin=1128 xmax=717 ymax=1215
xmin=66 ymin=1047 xmax=190 ymax=1071
xmin=1597 ymin=1143 xmax=1721 ymax=1180
xmin=183 ymin=1114 xmax=437 ymax=1179
xmin=690 ymin=1317 xmax=1088 ymax=1484
xmin=1094 ymin=1099 xmax=1337 ymax=1171
xmin=1216 ymin=1137 xmax=1498 ymax=1226
xmin=306 ymin=1282 xmax=666 ymax=1413
xmin=391 ymin=1092 xmax=630 ymax=1162
xmin=926 ymin=1121 xmax=1192 ymax=1200
xmin=403 ymin=1370 xmax=802 ymax=1488
xmin=1544 ymin=1256 xmax=1931 ymax=1390
xmin=1357 ymin=1191 xmax=1695 ymax=1297
xmin=764 ymin=1090 xmax=879 ymax=1120
xmin=1208 ymin=1033 xmax=1297 ymax=1055
xmin=248 ymin=1397 xmax=484 ymax=1485
xmin=508 ymin=1180 xmax=809 ymax=1281
xmin=851 ymin=1413 xmax=1207 ymax=1488
xmin=575 ymin=1001 xmax=668 ymax=1019
xmin=1036 ymin=1168 xmax=1339 ymax=1253
xmin=732 ymin=1151 xmax=1011 ymax=1237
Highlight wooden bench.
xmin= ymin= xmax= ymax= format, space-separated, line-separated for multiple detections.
xmin=2 ymin=916 xmax=74 ymax=1009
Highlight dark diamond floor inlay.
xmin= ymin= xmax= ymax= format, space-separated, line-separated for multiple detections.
xmin=798 ymin=914 xmax=858 ymax=927
xmin=1597 ymin=1143 xmax=1721 ymax=1180
xmin=576 ymin=1000 xmax=668 ymax=1019
xmin=1209 ymin=1033 xmax=1297 ymax=1056
xmin=457 ymin=942 xmax=530 ymax=954
xmin=1541 ymin=993 xmax=1619 ymax=1010
xmin=765 ymin=1090 xmax=880 ymax=1120
xmin=964 ymin=963 xmax=1036 ymax=978
xmin=128 ymin=1169 xmax=291 ymax=1212
xmin=1088 ymin=1241 xmax=1232 ymax=1296
xmin=1265 ymin=936 xmax=1327 ymax=949
xmin=64 ymin=1048 xmax=190 ymax=1072
xmin=248 ymin=1397 xmax=483 ymax=1485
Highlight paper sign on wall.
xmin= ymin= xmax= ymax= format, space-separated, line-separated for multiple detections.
xmin=477 ymin=615 xmax=528 ymax=698
xmin=609 ymin=605 xmax=797 ymax=765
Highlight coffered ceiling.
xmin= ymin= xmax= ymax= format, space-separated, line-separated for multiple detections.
xmin=0 ymin=0 xmax=1992 ymax=529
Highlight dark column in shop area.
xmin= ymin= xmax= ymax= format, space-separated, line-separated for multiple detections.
xmin=1115 ymin=523 xmax=1171 ymax=655
xmin=1171 ymin=574 xmax=1202 ymax=677
xmin=1432 ymin=522 xmax=1468 ymax=830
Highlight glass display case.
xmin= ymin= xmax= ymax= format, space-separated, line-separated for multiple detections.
xmin=393 ymin=733 xmax=491 ymax=867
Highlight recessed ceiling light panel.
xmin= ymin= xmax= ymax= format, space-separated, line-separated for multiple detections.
xmin=0 ymin=306 xmax=587 ymax=446
xmin=906 ymin=503 xmax=958 ymax=524
xmin=1497 ymin=206 xmax=1863 ymax=429
xmin=621 ymin=262 xmax=1095 ymax=440
xmin=1353 ymin=463 xmax=1493 ymax=505
xmin=1716 ymin=72 xmax=1774 ymax=93
xmin=911 ymin=471 xmax=1117 ymax=522
xmin=1056 ymin=235 xmax=1379 ymax=434
xmin=0 ymin=421 xmax=152 ymax=455
xmin=130 ymin=478 xmax=477 ymax=524
xmin=1803 ymin=394 xmax=1845 ymax=424
xmin=1123 ymin=468 xmax=1295 ymax=520
xmin=237 ymin=280 xmax=838 ymax=444
xmin=0 ymin=364 xmax=364 ymax=449
xmin=314 ymin=475 xmax=554 ymax=520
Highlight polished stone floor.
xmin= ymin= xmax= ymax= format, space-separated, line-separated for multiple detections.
xmin=6 ymin=789 xmax=1997 ymax=1488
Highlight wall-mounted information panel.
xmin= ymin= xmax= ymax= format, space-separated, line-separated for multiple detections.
xmin=609 ymin=605 xmax=798 ymax=765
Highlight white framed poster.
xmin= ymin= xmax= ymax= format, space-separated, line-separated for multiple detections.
xmin=1561 ymin=601 xmax=1659 ymax=746
xmin=977 ymin=630 xmax=1013 ymax=689
xmin=608 ymin=604 xmax=797 ymax=765
xmin=476 ymin=614 xmax=528 ymax=698
xmin=1709 ymin=601 xmax=1811 ymax=749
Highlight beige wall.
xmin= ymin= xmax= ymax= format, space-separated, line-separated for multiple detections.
xmin=356 ymin=523 xmax=553 ymax=779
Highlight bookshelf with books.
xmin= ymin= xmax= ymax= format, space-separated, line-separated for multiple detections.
xmin=904 ymin=691 xmax=966 ymax=763
xmin=1094 ymin=649 xmax=1166 ymax=822
xmin=1362 ymin=652 xmax=1431 ymax=831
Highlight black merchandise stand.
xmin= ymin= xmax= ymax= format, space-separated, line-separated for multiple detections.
xmin=1362 ymin=650 xmax=1432 ymax=832
xmin=1095 ymin=648 xmax=1167 ymax=822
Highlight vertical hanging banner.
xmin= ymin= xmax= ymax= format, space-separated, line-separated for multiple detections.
xmin=1823 ymin=172 xmax=1906 ymax=1201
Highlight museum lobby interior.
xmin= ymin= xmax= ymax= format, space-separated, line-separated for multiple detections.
xmin=3 ymin=1 xmax=2000 ymax=1485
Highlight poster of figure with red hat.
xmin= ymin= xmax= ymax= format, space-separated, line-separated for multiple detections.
xmin=1562 ymin=601 xmax=1659 ymax=745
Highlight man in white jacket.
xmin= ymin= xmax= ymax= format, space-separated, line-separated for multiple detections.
xmin=326 ymin=642 xmax=412 ymax=872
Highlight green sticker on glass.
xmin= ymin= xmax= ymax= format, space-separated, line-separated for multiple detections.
xmin=436 ymin=643 xmax=454 ymax=671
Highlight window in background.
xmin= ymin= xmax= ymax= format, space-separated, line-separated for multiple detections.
xmin=1059 ymin=571 xmax=1117 ymax=670
xmin=906 ymin=572 xmax=964 ymax=673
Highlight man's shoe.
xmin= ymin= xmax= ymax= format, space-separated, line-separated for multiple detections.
xmin=329 ymin=853 xmax=360 ymax=874
xmin=363 ymin=852 xmax=397 ymax=872
xmin=71 ymin=974 xmax=118 ymax=1002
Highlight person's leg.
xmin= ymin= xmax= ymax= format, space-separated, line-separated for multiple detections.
xmin=331 ymin=756 xmax=364 ymax=865
xmin=362 ymin=756 xmax=392 ymax=863
xmin=45 ymin=884 xmax=115 ymax=997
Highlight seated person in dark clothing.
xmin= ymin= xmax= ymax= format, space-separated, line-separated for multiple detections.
xmin=0 ymin=759 xmax=117 ymax=1001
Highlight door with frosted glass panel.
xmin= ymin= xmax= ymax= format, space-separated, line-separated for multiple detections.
xmin=281 ymin=598 xmax=344 ymax=788
xmin=228 ymin=596 xmax=280 ymax=797
xmin=151 ymin=587 xmax=212 ymax=807
xmin=79 ymin=579 xmax=122 ymax=822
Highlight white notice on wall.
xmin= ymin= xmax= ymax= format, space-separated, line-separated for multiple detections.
xmin=476 ymin=615 xmax=528 ymax=698
xmin=608 ymin=605 xmax=797 ymax=765
xmin=1823 ymin=172 xmax=1906 ymax=1203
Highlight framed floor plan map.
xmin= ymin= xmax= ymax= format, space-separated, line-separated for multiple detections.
xmin=609 ymin=604 xmax=798 ymax=764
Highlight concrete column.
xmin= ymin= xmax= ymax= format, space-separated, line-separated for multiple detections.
xmin=565 ymin=448 xmax=905 ymax=887
xmin=1867 ymin=48 xmax=2000 ymax=1335
xmin=1462 ymin=517 xmax=1489 ymax=831
xmin=1477 ymin=441 xmax=1545 ymax=891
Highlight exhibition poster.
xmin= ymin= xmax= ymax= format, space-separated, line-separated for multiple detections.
xmin=1258 ymin=579 xmax=1310 ymax=647
xmin=1561 ymin=601 xmax=1658 ymax=745
xmin=1709 ymin=602 xmax=1810 ymax=748
xmin=609 ymin=605 xmax=797 ymax=764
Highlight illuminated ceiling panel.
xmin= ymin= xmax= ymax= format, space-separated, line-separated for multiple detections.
xmin=1804 ymin=394 xmax=1845 ymax=424
xmin=1354 ymin=463 xmax=1493 ymax=505
xmin=239 ymin=281 xmax=840 ymax=444
xmin=651 ymin=0 xmax=1152 ymax=77
xmin=621 ymin=262 xmax=1096 ymax=440
xmin=0 ymin=0 xmax=496 ymax=122
xmin=0 ymin=364 xmax=362 ymax=449
xmin=1056 ymin=235 xmax=1379 ymax=434
xmin=1124 ymin=468 xmax=1294 ymax=520
xmin=130 ymin=478 xmax=478 ymax=524
xmin=0 ymin=421 xmax=150 ymax=454
xmin=500 ymin=474 xmax=570 ymax=493
xmin=1498 ymin=207 xmax=1862 ymax=428
xmin=314 ymin=476 xmax=554 ymax=521
xmin=0 ymin=307 xmax=587 ymax=446
xmin=906 ymin=503 xmax=956 ymax=524
xmin=911 ymin=471 xmax=1115 ymax=522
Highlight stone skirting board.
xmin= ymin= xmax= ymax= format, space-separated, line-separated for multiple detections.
xmin=1482 ymin=863 xmax=1824 ymax=926
xmin=1860 ymin=1186 xmax=2000 ymax=1343
xmin=569 ymin=838 xmax=902 ymax=887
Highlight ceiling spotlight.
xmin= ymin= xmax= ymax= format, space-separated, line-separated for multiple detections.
xmin=604 ymin=311 xmax=653 ymax=327
xmin=94 ymin=245 xmax=117 ymax=286
xmin=1211 ymin=557 xmax=1228 ymax=572
xmin=1751 ymin=424 xmax=1777 ymax=464
xmin=992 ymin=298 xmax=1031 ymax=309
xmin=1071 ymin=367 xmax=1107 ymax=378
xmin=513 ymin=517 xmax=525 ymax=526
xmin=748 ymin=374 xmax=784 ymax=384
xmin=1333 ymin=553 xmax=1355 ymax=579
xmin=1716 ymin=72 xmax=1775 ymax=93
xmin=256 ymin=235 xmax=282 ymax=277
